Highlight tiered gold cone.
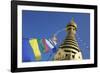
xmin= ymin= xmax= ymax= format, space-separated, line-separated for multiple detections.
xmin=54 ymin=18 xmax=82 ymax=60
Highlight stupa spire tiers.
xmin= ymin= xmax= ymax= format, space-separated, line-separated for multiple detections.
xmin=54 ymin=18 xmax=83 ymax=60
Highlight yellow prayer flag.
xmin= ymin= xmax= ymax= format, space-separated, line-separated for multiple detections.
xmin=29 ymin=39 xmax=41 ymax=61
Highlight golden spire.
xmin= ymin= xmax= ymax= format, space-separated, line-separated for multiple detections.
xmin=54 ymin=18 xmax=82 ymax=60
xmin=66 ymin=18 xmax=77 ymax=31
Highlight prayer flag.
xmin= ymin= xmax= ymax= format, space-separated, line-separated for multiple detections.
xmin=37 ymin=39 xmax=45 ymax=53
xmin=29 ymin=39 xmax=41 ymax=60
xmin=46 ymin=39 xmax=57 ymax=53
xmin=42 ymin=38 xmax=49 ymax=52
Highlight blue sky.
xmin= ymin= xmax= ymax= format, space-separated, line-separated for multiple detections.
xmin=22 ymin=10 xmax=90 ymax=62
